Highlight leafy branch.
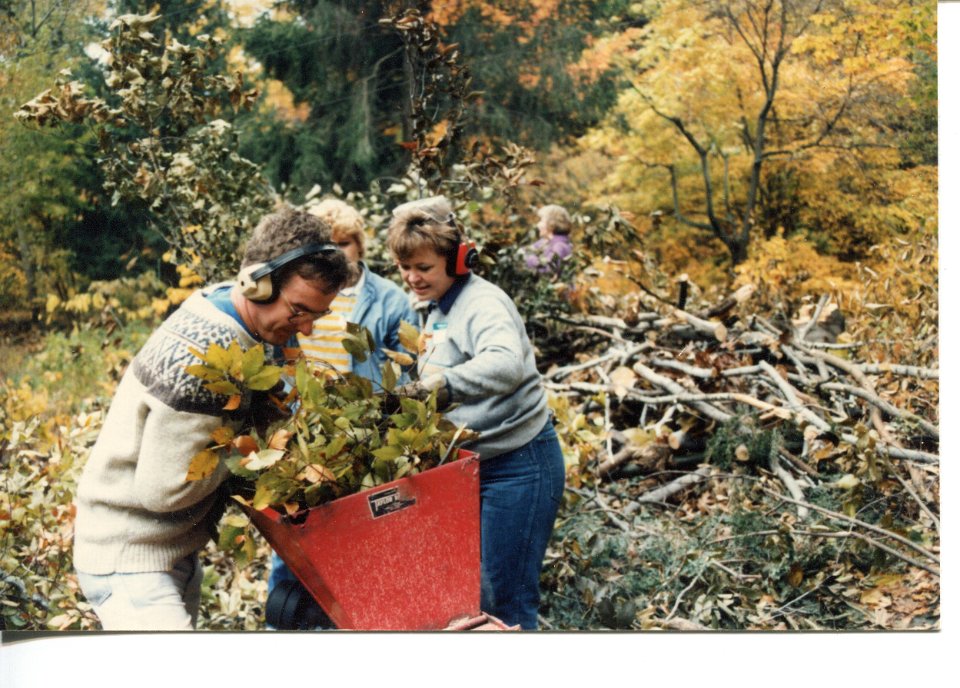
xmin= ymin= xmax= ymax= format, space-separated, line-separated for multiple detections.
xmin=15 ymin=12 xmax=273 ymax=281
xmin=182 ymin=323 xmax=476 ymax=565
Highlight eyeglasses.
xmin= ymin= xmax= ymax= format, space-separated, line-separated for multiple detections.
xmin=280 ymin=291 xmax=331 ymax=323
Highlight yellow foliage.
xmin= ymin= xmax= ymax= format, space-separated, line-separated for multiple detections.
xmin=577 ymin=0 xmax=931 ymax=274
xmin=2 ymin=378 xmax=50 ymax=422
xmin=43 ymin=271 xmax=172 ymax=328
xmin=261 ymin=79 xmax=311 ymax=123
xmin=166 ymin=287 xmax=196 ymax=305
xmin=733 ymin=230 xmax=860 ymax=301
xmin=567 ymin=27 xmax=645 ymax=84
xmin=46 ymin=293 xmax=61 ymax=314
xmin=152 ymin=298 xmax=171 ymax=318
xmin=0 ymin=245 xmax=27 ymax=308
xmin=842 ymin=224 xmax=938 ymax=369
xmin=176 ymin=263 xmax=204 ymax=288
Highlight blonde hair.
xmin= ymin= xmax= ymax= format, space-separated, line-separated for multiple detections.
xmin=537 ymin=204 xmax=572 ymax=236
xmin=308 ymin=198 xmax=366 ymax=258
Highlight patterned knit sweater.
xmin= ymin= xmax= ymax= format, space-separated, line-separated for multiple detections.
xmin=73 ymin=287 xmax=267 ymax=574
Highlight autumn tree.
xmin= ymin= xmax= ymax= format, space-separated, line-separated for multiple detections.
xmin=582 ymin=0 xmax=936 ymax=266
xmin=430 ymin=0 xmax=642 ymax=147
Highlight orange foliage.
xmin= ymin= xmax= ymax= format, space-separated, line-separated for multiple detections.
xmin=733 ymin=230 xmax=861 ymax=303
xmin=567 ymin=27 xmax=645 ymax=84
xmin=430 ymin=0 xmax=575 ymax=41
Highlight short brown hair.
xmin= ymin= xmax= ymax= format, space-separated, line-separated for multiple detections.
xmin=241 ymin=206 xmax=351 ymax=293
xmin=387 ymin=198 xmax=461 ymax=261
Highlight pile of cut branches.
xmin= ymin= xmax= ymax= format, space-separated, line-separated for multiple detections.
xmin=537 ymin=289 xmax=939 ymax=630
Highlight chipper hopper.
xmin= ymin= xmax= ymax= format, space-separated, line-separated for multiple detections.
xmin=244 ymin=451 xmax=516 ymax=631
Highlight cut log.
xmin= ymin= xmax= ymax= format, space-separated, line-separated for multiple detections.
xmin=598 ymin=443 xmax=672 ymax=478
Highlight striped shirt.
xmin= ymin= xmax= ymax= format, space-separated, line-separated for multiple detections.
xmin=297 ymin=271 xmax=363 ymax=375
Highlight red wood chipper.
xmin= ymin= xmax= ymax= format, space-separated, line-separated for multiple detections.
xmin=244 ymin=450 xmax=517 ymax=631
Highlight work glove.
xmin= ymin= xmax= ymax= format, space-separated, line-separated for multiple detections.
xmin=396 ymin=373 xmax=451 ymax=410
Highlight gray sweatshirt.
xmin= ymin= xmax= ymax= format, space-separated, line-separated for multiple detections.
xmin=418 ymin=274 xmax=549 ymax=460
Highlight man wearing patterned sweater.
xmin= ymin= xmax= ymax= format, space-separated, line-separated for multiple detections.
xmin=73 ymin=207 xmax=350 ymax=630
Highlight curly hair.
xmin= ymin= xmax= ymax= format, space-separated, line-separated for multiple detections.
xmin=241 ymin=206 xmax=352 ymax=293
xmin=537 ymin=204 xmax=572 ymax=236
xmin=308 ymin=198 xmax=366 ymax=258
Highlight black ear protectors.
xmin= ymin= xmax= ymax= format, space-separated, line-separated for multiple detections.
xmin=237 ymin=243 xmax=339 ymax=303
xmin=446 ymin=238 xmax=479 ymax=277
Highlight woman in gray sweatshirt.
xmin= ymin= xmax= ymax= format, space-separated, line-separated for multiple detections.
xmin=389 ymin=196 xmax=566 ymax=630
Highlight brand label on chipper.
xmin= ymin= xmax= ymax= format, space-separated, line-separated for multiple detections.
xmin=367 ymin=487 xmax=416 ymax=518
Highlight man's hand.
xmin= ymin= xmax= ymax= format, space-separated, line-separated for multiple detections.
xmin=396 ymin=373 xmax=451 ymax=409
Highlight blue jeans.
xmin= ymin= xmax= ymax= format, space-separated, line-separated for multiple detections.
xmin=268 ymin=551 xmax=296 ymax=593
xmin=76 ymin=554 xmax=202 ymax=631
xmin=480 ymin=420 xmax=565 ymax=630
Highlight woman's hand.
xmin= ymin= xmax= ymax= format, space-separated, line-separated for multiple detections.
xmin=396 ymin=373 xmax=451 ymax=409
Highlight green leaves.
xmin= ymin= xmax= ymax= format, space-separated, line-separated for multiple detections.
xmin=15 ymin=13 xmax=272 ymax=282
xmin=183 ymin=338 xmax=476 ymax=518
xmin=343 ymin=322 xmax=373 ymax=363
xmin=217 ymin=513 xmax=256 ymax=568
xmin=186 ymin=342 xmax=283 ymax=407
xmin=246 ymin=366 xmax=283 ymax=391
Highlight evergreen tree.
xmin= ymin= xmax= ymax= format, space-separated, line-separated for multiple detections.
xmin=239 ymin=1 xmax=410 ymax=195
xmin=238 ymin=1 xmax=638 ymax=196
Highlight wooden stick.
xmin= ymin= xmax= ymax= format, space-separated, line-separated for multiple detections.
xmin=634 ymin=465 xmax=712 ymax=504
xmin=598 ymin=443 xmax=672 ymax=478
xmin=758 ymin=361 xmax=832 ymax=432
xmin=633 ymin=362 xmax=733 ymax=422
xmin=860 ymin=363 xmax=938 ymax=379
xmin=797 ymin=294 xmax=831 ymax=341
xmin=769 ymin=451 xmax=808 ymax=519
xmin=760 ymin=488 xmax=940 ymax=564
xmin=778 ymin=447 xmax=820 ymax=477
xmin=566 ymin=486 xmax=632 ymax=533
xmin=801 ymin=349 xmax=898 ymax=445
xmin=649 ymin=357 xmax=716 ymax=379
xmin=655 ymin=307 xmax=727 ymax=342
xmin=881 ymin=456 xmax=940 ymax=534
xmin=791 ymin=530 xmax=937 ymax=577
xmin=548 ymin=343 xmax=650 ymax=381
xmin=819 ymin=382 xmax=939 ymax=439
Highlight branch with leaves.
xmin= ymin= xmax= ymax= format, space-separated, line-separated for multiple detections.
xmin=181 ymin=322 xmax=476 ymax=565
xmin=15 ymin=12 xmax=272 ymax=281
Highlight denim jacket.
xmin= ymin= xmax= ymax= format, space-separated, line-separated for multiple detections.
xmin=349 ymin=262 xmax=419 ymax=386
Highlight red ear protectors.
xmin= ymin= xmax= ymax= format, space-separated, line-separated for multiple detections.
xmin=447 ymin=240 xmax=479 ymax=276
